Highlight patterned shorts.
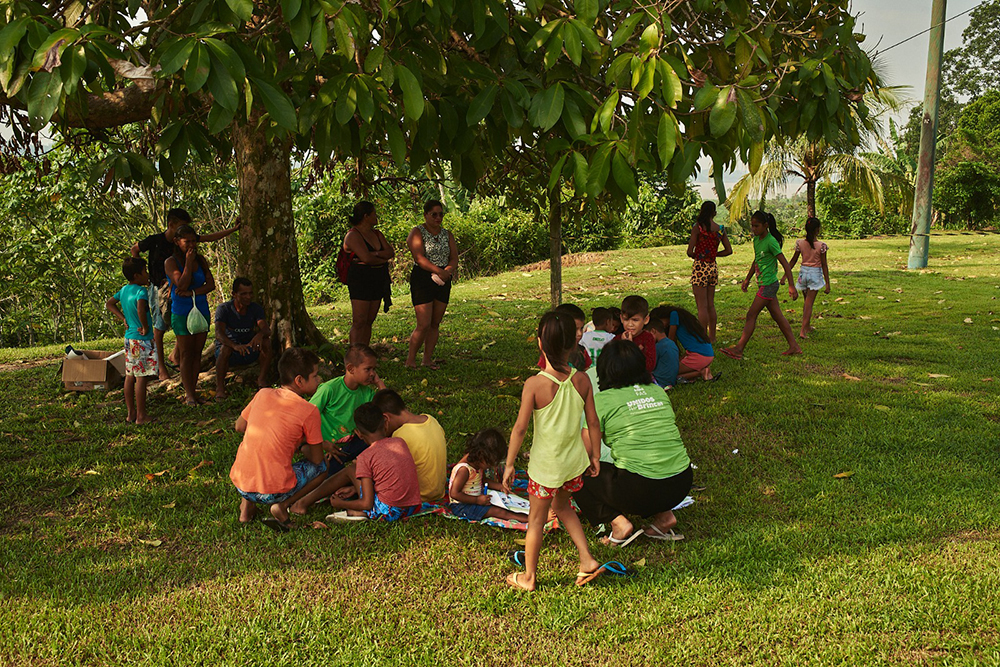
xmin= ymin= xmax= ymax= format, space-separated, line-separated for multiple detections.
xmin=235 ymin=458 xmax=327 ymax=505
xmin=691 ymin=260 xmax=718 ymax=287
xmin=527 ymin=475 xmax=584 ymax=499
xmin=124 ymin=339 xmax=158 ymax=377
xmin=365 ymin=492 xmax=420 ymax=522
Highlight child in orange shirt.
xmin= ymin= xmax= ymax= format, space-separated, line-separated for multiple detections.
xmin=229 ymin=348 xmax=329 ymax=531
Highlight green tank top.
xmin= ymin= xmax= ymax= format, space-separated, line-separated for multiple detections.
xmin=526 ymin=369 xmax=591 ymax=488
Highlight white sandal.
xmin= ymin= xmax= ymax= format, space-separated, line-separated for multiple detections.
xmin=646 ymin=525 xmax=684 ymax=541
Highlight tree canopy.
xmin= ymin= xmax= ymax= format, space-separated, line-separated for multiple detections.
xmin=0 ymin=0 xmax=882 ymax=347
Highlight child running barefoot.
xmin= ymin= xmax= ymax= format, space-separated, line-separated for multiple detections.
xmin=784 ymin=217 xmax=830 ymax=339
xmin=722 ymin=210 xmax=802 ymax=360
xmin=502 ymin=311 xmax=603 ymax=592
xmin=449 ymin=428 xmax=529 ymax=522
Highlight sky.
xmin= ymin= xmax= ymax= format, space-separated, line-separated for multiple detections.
xmin=693 ymin=0 xmax=981 ymax=199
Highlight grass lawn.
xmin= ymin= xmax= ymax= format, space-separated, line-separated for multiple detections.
xmin=2 ymin=232 xmax=1000 ymax=666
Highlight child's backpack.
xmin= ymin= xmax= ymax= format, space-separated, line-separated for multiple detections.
xmin=336 ymin=247 xmax=353 ymax=284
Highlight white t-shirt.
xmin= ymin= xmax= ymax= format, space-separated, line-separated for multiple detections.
xmin=581 ymin=330 xmax=615 ymax=363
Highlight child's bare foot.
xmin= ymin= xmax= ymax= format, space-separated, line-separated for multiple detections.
xmin=288 ymin=500 xmax=308 ymax=516
xmin=405 ymin=361 xmax=418 ymax=370
xmin=721 ymin=347 xmax=743 ymax=360
xmin=136 ymin=415 xmax=155 ymax=425
xmin=421 ymin=361 xmax=439 ymax=370
xmin=126 ymin=414 xmax=137 ymax=424
xmin=799 ymin=331 xmax=809 ymax=339
xmin=782 ymin=346 xmax=803 ymax=356
xmin=157 ymin=372 xmax=171 ymax=382
xmin=270 ymin=502 xmax=290 ymax=525
xmin=506 ymin=571 xmax=535 ymax=591
xmin=215 ymin=390 xmax=228 ymax=401
xmin=239 ymin=499 xmax=257 ymax=523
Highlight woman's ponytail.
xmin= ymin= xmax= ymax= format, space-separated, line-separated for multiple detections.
xmin=805 ymin=217 xmax=820 ymax=249
xmin=696 ymin=201 xmax=716 ymax=233
xmin=767 ymin=213 xmax=783 ymax=248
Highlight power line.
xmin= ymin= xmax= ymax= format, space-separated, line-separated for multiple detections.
xmin=877 ymin=3 xmax=979 ymax=53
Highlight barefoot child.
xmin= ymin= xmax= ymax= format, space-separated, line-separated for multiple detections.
xmin=229 ymin=348 xmax=329 ymax=530
xmin=645 ymin=317 xmax=679 ymax=389
xmin=325 ymin=403 xmax=423 ymax=522
xmin=449 ymin=428 xmax=529 ymax=522
xmin=784 ymin=217 xmax=830 ymax=339
xmin=106 ymin=257 xmax=157 ymax=424
xmin=310 ymin=343 xmax=387 ymax=475
xmin=502 ymin=311 xmax=603 ymax=591
xmin=722 ymin=211 xmax=802 ymax=360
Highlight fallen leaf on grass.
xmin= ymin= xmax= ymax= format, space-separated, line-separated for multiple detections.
xmin=487 ymin=311 xmax=501 ymax=317
xmin=189 ymin=460 xmax=213 ymax=473
xmin=420 ymin=378 xmax=428 ymax=387
xmin=162 ymin=502 xmax=176 ymax=508
xmin=873 ymin=405 xmax=890 ymax=412
xmin=84 ymin=469 xmax=99 ymax=475
xmin=842 ymin=373 xmax=861 ymax=381
xmin=876 ymin=296 xmax=885 ymax=300
xmin=964 ymin=318 xmax=973 ymax=324
xmin=310 ymin=521 xmax=329 ymax=530
xmin=859 ymin=315 xmax=871 ymax=320
xmin=137 ymin=539 xmax=162 ymax=547
xmin=833 ymin=471 xmax=855 ymax=479
xmin=914 ymin=382 xmax=931 ymax=387
xmin=72 ymin=421 xmax=81 ymax=428
xmin=634 ymin=558 xmax=646 ymax=567
xmin=145 ymin=469 xmax=171 ymax=481
xmin=928 ymin=374 xmax=950 ymax=379
xmin=59 ymin=484 xmax=80 ymax=498
xmin=514 ymin=538 xmax=526 ymax=545
xmin=481 ymin=340 xmax=496 ymax=351
xmin=195 ymin=419 xmax=215 ymax=427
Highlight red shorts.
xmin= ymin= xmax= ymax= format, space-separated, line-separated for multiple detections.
xmin=527 ymin=475 xmax=584 ymax=499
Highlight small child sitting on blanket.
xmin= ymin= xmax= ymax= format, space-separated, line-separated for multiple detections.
xmin=449 ymin=428 xmax=528 ymax=522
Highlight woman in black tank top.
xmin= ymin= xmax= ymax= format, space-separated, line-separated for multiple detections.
xmin=343 ymin=201 xmax=394 ymax=345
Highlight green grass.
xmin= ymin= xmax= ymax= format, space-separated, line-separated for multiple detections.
xmin=3 ymin=231 xmax=1000 ymax=666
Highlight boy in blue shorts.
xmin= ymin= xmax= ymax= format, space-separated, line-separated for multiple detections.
xmin=106 ymin=257 xmax=157 ymax=425
xmin=229 ymin=347 xmax=330 ymax=531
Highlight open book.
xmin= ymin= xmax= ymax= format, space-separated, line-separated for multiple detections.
xmin=486 ymin=489 xmax=530 ymax=514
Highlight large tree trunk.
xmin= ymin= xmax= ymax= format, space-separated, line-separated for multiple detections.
xmin=806 ymin=180 xmax=817 ymax=218
xmin=232 ymin=120 xmax=328 ymax=355
xmin=548 ymin=188 xmax=562 ymax=308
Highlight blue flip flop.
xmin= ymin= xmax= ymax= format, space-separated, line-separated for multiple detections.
xmin=576 ymin=560 xmax=632 ymax=586
xmin=507 ymin=550 xmax=526 ymax=567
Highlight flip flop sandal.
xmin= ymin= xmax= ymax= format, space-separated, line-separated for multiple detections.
xmin=261 ymin=517 xmax=292 ymax=533
xmin=506 ymin=571 xmax=532 ymax=591
xmin=507 ymin=550 xmax=526 ymax=567
xmin=326 ymin=511 xmax=367 ymax=522
xmin=576 ymin=560 xmax=632 ymax=586
xmin=645 ymin=525 xmax=684 ymax=541
xmin=707 ymin=371 xmax=723 ymax=382
xmin=602 ymin=529 xmax=645 ymax=548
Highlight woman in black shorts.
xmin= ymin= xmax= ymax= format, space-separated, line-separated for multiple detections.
xmin=406 ymin=199 xmax=458 ymax=369
xmin=344 ymin=201 xmax=394 ymax=345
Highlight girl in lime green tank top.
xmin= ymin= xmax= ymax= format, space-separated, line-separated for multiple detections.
xmin=502 ymin=311 xmax=603 ymax=591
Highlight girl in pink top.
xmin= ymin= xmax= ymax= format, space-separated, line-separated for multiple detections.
xmin=784 ymin=217 xmax=830 ymax=339
xmin=686 ymin=201 xmax=733 ymax=342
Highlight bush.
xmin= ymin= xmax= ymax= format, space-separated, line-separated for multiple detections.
xmin=817 ymin=182 xmax=909 ymax=238
xmin=933 ymin=161 xmax=1000 ymax=230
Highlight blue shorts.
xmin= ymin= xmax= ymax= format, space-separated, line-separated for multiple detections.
xmin=215 ymin=342 xmax=260 ymax=366
xmin=796 ymin=265 xmax=826 ymax=291
xmin=364 ymin=491 xmax=419 ymax=522
xmin=235 ymin=458 xmax=327 ymax=505
xmin=449 ymin=501 xmax=491 ymax=521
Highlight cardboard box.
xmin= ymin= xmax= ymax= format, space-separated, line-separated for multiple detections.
xmin=61 ymin=349 xmax=126 ymax=391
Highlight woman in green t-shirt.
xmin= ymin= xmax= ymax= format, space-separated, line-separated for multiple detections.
xmin=576 ymin=339 xmax=693 ymax=545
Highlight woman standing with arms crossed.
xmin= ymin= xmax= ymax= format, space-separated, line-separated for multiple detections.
xmin=164 ymin=225 xmax=215 ymax=405
xmin=686 ymin=201 xmax=732 ymax=343
xmin=406 ymin=200 xmax=458 ymax=370
xmin=344 ymin=201 xmax=394 ymax=345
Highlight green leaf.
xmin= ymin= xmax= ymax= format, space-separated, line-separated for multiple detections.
xmin=575 ymin=0 xmax=598 ymax=26
xmin=547 ymin=153 xmax=568 ymax=191
xmin=533 ymin=83 xmax=564 ymax=132
xmin=158 ymin=38 xmax=195 ymax=76
xmin=250 ymin=77 xmax=297 ymax=131
xmin=386 ymin=121 xmax=406 ymax=167
xmin=281 ymin=0 xmax=302 ymax=21
xmin=611 ymin=13 xmax=643 ymax=49
xmin=0 ymin=18 xmax=30 ymax=62
xmin=736 ymin=88 xmax=763 ymax=142
xmin=639 ymin=22 xmax=659 ymax=53
xmin=184 ymin=42 xmax=210 ymax=93
xmin=635 ymin=58 xmax=655 ymax=98
xmin=396 ymin=64 xmax=424 ymax=122
xmin=572 ymin=152 xmax=588 ymax=195
xmin=467 ymin=83 xmax=498 ymax=125
xmin=31 ymin=29 xmax=79 ymax=71
xmin=586 ymin=143 xmax=614 ymax=197
xmin=169 ymin=128 xmax=189 ymax=173
xmin=335 ymin=79 xmax=357 ymax=124
xmin=657 ymin=58 xmax=682 ymax=108
xmin=310 ymin=13 xmax=328 ymax=58
xmin=26 ymin=70 xmax=62 ymax=131
xmin=289 ymin=6 xmax=312 ymax=50
xmin=500 ymin=91 xmax=524 ymax=128
xmin=527 ymin=20 xmax=560 ymax=51
xmin=709 ymin=85 xmax=737 ymax=136
xmin=571 ymin=19 xmax=601 ymax=53
xmin=692 ymin=84 xmax=718 ymax=112
xmin=60 ymin=45 xmax=87 ymax=94
xmin=206 ymin=54 xmax=238 ymax=111
xmin=204 ymin=38 xmax=245 ymax=81
xmin=561 ymin=95 xmax=586 ymax=139
xmin=748 ymin=140 xmax=763 ymax=175
xmin=612 ymin=151 xmax=638 ymax=200
xmin=563 ymin=22 xmax=582 ymax=65
xmin=356 ymin=79 xmax=374 ymax=122
xmin=224 ymin=0 xmax=254 ymax=22
xmin=594 ymin=90 xmax=618 ymax=133
xmin=657 ymin=112 xmax=677 ymax=167
xmin=158 ymin=154 xmax=175 ymax=186
xmin=333 ymin=17 xmax=354 ymax=60
xmin=364 ymin=45 xmax=384 ymax=74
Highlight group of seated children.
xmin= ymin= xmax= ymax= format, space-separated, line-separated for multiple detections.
xmin=228 ymin=343 xmax=449 ymax=530
xmin=559 ymin=295 xmax=717 ymax=391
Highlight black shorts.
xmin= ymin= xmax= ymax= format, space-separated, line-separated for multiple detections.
xmin=574 ymin=464 xmax=693 ymax=526
xmin=410 ymin=266 xmax=451 ymax=306
xmin=347 ymin=262 xmax=391 ymax=307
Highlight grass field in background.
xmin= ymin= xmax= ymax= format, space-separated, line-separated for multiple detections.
xmin=2 ymin=231 xmax=999 ymax=666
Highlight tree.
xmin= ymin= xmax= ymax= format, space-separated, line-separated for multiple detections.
xmin=0 ymin=1 xmax=881 ymax=340
xmin=940 ymin=0 xmax=1000 ymax=100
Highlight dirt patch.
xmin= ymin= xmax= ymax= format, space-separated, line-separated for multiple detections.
xmin=518 ymin=252 xmax=615 ymax=272
xmin=0 ymin=357 xmax=60 ymax=373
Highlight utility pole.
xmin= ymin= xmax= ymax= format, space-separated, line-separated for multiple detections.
xmin=908 ymin=0 xmax=947 ymax=269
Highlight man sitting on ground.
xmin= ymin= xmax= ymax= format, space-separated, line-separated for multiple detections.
xmin=215 ymin=277 xmax=271 ymax=400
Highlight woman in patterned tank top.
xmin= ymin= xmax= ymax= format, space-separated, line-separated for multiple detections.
xmin=686 ymin=201 xmax=732 ymax=342
xmin=406 ymin=199 xmax=458 ymax=369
